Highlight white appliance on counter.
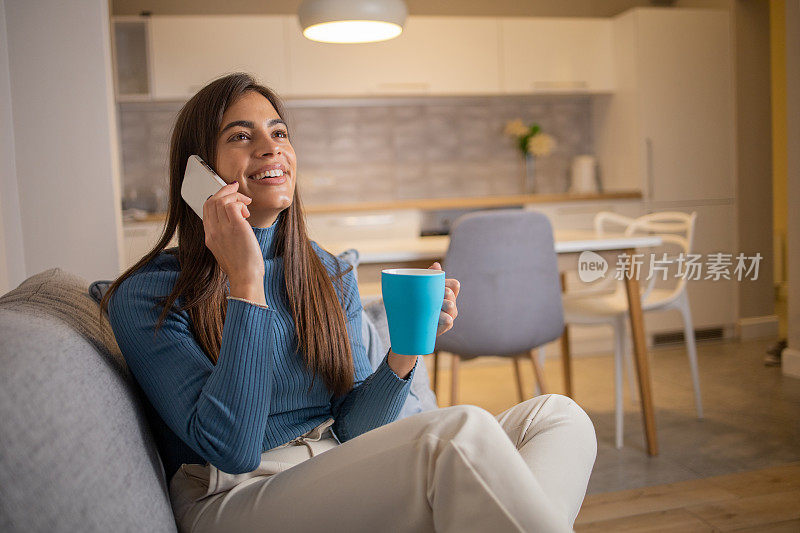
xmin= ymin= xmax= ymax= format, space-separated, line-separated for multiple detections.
xmin=569 ymin=155 xmax=599 ymax=194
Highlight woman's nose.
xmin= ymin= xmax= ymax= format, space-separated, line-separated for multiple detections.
xmin=255 ymin=135 xmax=281 ymax=156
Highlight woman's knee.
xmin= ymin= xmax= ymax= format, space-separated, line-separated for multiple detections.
xmin=426 ymin=404 xmax=506 ymax=441
xmin=504 ymin=395 xmax=596 ymax=448
xmin=538 ymin=394 xmax=597 ymax=454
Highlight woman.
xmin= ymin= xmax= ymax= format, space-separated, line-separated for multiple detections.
xmin=102 ymin=73 xmax=596 ymax=533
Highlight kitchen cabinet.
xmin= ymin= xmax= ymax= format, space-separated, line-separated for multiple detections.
xmin=594 ymin=8 xmax=735 ymax=203
xmin=123 ymin=221 xmax=177 ymax=271
xmin=644 ymin=201 xmax=737 ymax=334
xmin=306 ymin=210 xmax=422 ymax=243
xmin=531 ymin=198 xmax=736 ymax=343
xmin=111 ymin=18 xmax=151 ymax=100
xmin=148 ymin=15 xmax=291 ymax=99
xmin=112 ymin=15 xmax=619 ymax=100
xmin=284 ymin=17 xmax=501 ymax=97
xmin=500 ymin=18 xmax=615 ymax=94
xmin=589 ymin=7 xmax=737 ymax=337
xmin=527 ymin=198 xmax=643 ymax=232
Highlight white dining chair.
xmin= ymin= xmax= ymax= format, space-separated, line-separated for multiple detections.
xmin=561 ymin=211 xmax=703 ymax=449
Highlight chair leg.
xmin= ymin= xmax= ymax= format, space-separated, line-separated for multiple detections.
xmin=513 ymin=356 xmax=526 ymax=402
xmin=560 ymin=326 xmax=573 ymax=397
xmin=530 ymin=348 xmax=548 ymax=395
xmin=433 ymin=351 xmax=440 ymax=396
xmin=450 ymin=353 xmax=460 ymax=406
xmin=613 ymin=317 xmax=625 ymax=449
xmin=679 ymin=296 xmax=704 ymax=419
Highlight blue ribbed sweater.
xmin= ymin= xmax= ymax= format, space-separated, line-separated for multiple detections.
xmin=107 ymin=220 xmax=416 ymax=476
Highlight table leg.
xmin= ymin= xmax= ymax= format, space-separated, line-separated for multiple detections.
xmin=559 ymin=272 xmax=573 ymax=397
xmin=623 ymin=248 xmax=658 ymax=456
xmin=560 ymin=327 xmax=572 ymax=397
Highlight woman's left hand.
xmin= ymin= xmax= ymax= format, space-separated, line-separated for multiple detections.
xmin=429 ymin=262 xmax=460 ymax=336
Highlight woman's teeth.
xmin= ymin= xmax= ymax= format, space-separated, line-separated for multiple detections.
xmin=249 ymin=169 xmax=284 ymax=180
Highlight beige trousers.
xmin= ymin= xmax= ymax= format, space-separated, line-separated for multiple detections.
xmin=169 ymin=394 xmax=597 ymax=533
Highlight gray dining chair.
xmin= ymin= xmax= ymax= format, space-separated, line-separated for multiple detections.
xmin=433 ymin=209 xmax=564 ymax=405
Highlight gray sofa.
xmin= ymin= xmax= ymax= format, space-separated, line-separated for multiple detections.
xmin=0 ymin=268 xmax=437 ymax=532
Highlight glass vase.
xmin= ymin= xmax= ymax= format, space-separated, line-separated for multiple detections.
xmin=523 ymin=153 xmax=537 ymax=194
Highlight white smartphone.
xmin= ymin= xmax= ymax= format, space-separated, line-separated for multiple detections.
xmin=181 ymin=154 xmax=229 ymax=220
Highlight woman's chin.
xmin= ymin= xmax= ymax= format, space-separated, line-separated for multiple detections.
xmin=249 ymin=189 xmax=293 ymax=208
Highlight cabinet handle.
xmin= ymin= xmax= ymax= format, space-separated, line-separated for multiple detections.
xmin=372 ymin=82 xmax=430 ymax=93
xmin=531 ymin=81 xmax=589 ymax=90
xmin=645 ymin=137 xmax=654 ymax=201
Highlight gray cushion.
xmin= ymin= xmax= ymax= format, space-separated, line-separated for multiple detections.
xmin=1 ymin=268 xmax=126 ymax=375
xmin=362 ymin=300 xmax=439 ymax=417
xmin=0 ymin=271 xmax=177 ymax=533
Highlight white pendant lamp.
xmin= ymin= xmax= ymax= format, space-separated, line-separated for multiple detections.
xmin=298 ymin=0 xmax=408 ymax=44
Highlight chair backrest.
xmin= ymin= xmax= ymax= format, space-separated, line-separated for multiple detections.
xmin=595 ymin=210 xmax=697 ymax=299
xmin=436 ymin=209 xmax=564 ymax=359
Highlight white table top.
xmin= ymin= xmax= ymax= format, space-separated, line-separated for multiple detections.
xmin=321 ymin=231 xmax=663 ymax=264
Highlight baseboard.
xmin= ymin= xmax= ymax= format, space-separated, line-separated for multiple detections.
xmin=737 ymin=315 xmax=780 ymax=340
xmin=783 ymin=347 xmax=800 ymax=378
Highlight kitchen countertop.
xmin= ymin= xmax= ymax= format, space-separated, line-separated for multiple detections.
xmin=125 ymin=191 xmax=642 ymax=223
xmin=320 ymin=229 xmax=660 ymax=265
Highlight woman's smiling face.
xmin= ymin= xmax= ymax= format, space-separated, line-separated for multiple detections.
xmin=214 ymin=91 xmax=297 ymax=228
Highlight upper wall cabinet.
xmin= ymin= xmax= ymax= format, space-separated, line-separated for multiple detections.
xmin=284 ymin=17 xmax=501 ymax=97
xmin=500 ymin=18 xmax=615 ymax=93
xmin=148 ymin=16 xmax=291 ymax=99
xmin=111 ymin=18 xmax=151 ymax=100
xmin=112 ymin=15 xmax=616 ymax=100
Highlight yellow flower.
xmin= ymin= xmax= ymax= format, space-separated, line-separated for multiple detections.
xmin=504 ymin=119 xmax=529 ymax=137
xmin=527 ymin=133 xmax=556 ymax=157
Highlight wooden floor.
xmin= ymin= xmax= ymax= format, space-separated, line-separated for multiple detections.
xmin=575 ymin=462 xmax=800 ymax=532
xmin=422 ymin=339 xmax=800 ymax=531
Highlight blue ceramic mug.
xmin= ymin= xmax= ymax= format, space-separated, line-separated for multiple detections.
xmin=381 ymin=268 xmax=446 ymax=355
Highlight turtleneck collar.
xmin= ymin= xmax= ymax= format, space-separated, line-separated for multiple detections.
xmin=250 ymin=213 xmax=281 ymax=259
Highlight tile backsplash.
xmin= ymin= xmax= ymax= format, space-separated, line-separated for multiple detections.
xmin=118 ymin=95 xmax=593 ymax=211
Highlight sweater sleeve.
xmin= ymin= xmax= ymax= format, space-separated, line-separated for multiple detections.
xmin=330 ymin=275 xmax=416 ymax=442
xmin=107 ymin=268 xmax=274 ymax=474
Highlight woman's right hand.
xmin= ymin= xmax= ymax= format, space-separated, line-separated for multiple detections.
xmin=202 ymin=182 xmax=266 ymax=301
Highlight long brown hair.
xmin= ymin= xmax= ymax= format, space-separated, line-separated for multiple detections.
xmin=101 ymin=73 xmax=354 ymax=397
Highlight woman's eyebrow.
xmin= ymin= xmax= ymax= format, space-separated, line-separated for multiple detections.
xmin=220 ymin=118 xmax=286 ymax=134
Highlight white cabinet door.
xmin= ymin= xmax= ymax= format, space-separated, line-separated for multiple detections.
xmin=123 ymin=221 xmax=177 ymax=271
xmin=528 ymin=199 xmax=643 ymax=231
xmin=500 ymin=18 xmax=615 ymax=93
xmin=149 ymin=16 xmax=290 ymax=99
xmin=636 ymin=9 xmax=735 ymax=202
xmin=285 ymin=16 xmax=501 ymax=97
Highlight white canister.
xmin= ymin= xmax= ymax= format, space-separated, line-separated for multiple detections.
xmin=569 ymin=155 xmax=598 ymax=194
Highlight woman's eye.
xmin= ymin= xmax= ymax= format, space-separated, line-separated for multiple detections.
xmin=273 ymin=129 xmax=288 ymax=139
xmin=230 ymin=132 xmax=250 ymax=141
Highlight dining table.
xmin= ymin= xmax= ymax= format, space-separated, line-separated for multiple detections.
xmin=321 ymin=230 xmax=663 ymax=456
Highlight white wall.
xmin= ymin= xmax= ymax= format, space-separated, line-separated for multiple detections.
xmin=0 ymin=0 xmax=25 ymax=294
xmin=2 ymin=0 xmax=123 ymax=292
